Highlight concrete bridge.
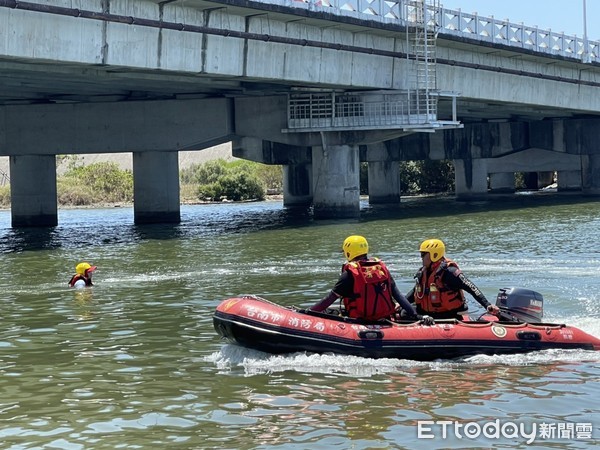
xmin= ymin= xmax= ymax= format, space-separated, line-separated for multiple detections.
xmin=1 ymin=0 xmax=600 ymax=227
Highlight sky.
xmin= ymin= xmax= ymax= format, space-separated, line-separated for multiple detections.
xmin=440 ymin=0 xmax=600 ymax=41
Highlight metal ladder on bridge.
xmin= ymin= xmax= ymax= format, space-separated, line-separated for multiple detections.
xmin=407 ymin=0 xmax=439 ymax=123
xmin=285 ymin=0 xmax=461 ymax=133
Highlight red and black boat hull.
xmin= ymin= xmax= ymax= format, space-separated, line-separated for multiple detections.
xmin=213 ymin=296 xmax=600 ymax=361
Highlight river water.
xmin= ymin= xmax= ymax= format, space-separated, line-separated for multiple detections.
xmin=0 ymin=195 xmax=598 ymax=449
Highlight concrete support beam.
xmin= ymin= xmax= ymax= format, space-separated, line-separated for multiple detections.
xmin=486 ymin=148 xmax=580 ymax=173
xmin=454 ymin=159 xmax=488 ymax=200
xmin=557 ymin=170 xmax=582 ymax=191
xmin=0 ymin=98 xmax=234 ymax=155
xmin=283 ymin=163 xmax=313 ymax=207
xmin=233 ymin=137 xmax=314 ymax=206
xmin=364 ymin=142 xmax=401 ymax=204
xmin=233 ymin=137 xmax=311 ymax=165
xmin=368 ymin=161 xmax=401 ymax=204
xmin=9 ymin=155 xmax=57 ymax=227
xmin=489 ymin=172 xmax=514 ymax=193
xmin=133 ymin=151 xmax=180 ymax=224
xmin=582 ymin=154 xmax=600 ymax=196
xmin=312 ymin=144 xmax=360 ymax=218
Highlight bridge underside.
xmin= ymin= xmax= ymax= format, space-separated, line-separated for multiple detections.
xmin=2 ymin=97 xmax=600 ymax=226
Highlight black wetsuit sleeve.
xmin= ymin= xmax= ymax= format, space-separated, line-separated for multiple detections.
xmin=405 ymin=287 xmax=415 ymax=304
xmin=309 ymin=271 xmax=353 ymax=312
xmin=444 ymin=266 xmax=491 ymax=308
xmin=391 ymin=278 xmax=417 ymax=317
xmin=309 ymin=290 xmax=339 ymax=312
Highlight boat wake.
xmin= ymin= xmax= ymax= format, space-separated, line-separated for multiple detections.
xmin=205 ymin=344 xmax=600 ymax=377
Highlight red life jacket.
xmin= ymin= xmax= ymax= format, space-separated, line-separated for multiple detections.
xmin=342 ymin=258 xmax=397 ymax=321
xmin=414 ymin=258 xmax=465 ymax=313
xmin=68 ymin=274 xmax=93 ymax=288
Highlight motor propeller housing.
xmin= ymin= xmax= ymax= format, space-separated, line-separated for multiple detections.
xmin=496 ymin=287 xmax=544 ymax=323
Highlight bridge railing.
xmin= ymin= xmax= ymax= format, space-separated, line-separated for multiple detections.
xmin=286 ymin=91 xmax=460 ymax=132
xmin=438 ymin=9 xmax=599 ymax=62
xmin=259 ymin=0 xmax=599 ymax=62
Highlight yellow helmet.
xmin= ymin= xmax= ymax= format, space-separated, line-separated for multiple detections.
xmin=75 ymin=262 xmax=97 ymax=276
xmin=419 ymin=239 xmax=445 ymax=262
xmin=342 ymin=235 xmax=369 ymax=262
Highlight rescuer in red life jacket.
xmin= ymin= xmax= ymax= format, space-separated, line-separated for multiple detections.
xmin=68 ymin=262 xmax=97 ymax=288
xmin=309 ymin=235 xmax=434 ymax=325
xmin=406 ymin=239 xmax=500 ymax=320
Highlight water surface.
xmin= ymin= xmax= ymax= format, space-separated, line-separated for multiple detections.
xmin=0 ymin=196 xmax=598 ymax=449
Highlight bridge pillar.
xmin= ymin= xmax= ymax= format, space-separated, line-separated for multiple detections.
xmin=133 ymin=151 xmax=180 ymax=224
xmin=312 ymin=144 xmax=360 ymax=218
xmin=9 ymin=155 xmax=57 ymax=227
xmin=489 ymin=172 xmax=514 ymax=194
xmin=537 ymin=171 xmax=555 ymax=189
xmin=582 ymin=154 xmax=600 ymax=196
xmin=368 ymin=161 xmax=401 ymax=204
xmin=557 ymin=170 xmax=582 ymax=191
xmin=364 ymin=142 xmax=400 ymax=204
xmin=283 ymin=163 xmax=313 ymax=207
xmin=453 ymin=159 xmax=488 ymax=200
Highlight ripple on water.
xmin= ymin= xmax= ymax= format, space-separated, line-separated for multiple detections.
xmin=0 ymin=200 xmax=599 ymax=449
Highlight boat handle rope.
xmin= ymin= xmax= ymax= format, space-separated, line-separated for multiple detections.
xmin=386 ymin=320 xmax=429 ymax=327
xmin=527 ymin=323 xmax=566 ymax=330
xmin=460 ymin=321 xmax=528 ymax=328
xmin=236 ymin=296 xmax=558 ymax=331
xmin=390 ymin=320 xmax=531 ymax=329
xmin=240 ymin=294 xmax=270 ymax=302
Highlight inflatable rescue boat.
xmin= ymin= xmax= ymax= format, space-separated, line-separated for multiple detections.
xmin=213 ymin=287 xmax=600 ymax=360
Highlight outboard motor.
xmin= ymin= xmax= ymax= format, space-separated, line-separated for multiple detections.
xmin=495 ymin=287 xmax=543 ymax=323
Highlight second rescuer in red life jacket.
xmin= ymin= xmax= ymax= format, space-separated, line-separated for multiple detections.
xmin=309 ymin=235 xmax=433 ymax=324
xmin=406 ymin=238 xmax=500 ymax=320
xmin=68 ymin=262 xmax=97 ymax=288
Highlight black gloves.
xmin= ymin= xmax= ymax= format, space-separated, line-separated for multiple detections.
xmin=417 ymin=314 xmax=435 ymax=326
xmin=394 ymin=310 xmax=435 ymax=325
xmin=487 ymin=304 xmax=500 ymax=315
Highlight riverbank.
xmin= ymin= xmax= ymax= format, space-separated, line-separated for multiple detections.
xmin=0 ymin=144 xmax=243 ymax=209
xmin=50 ymin=194 xmax=285 ymax=211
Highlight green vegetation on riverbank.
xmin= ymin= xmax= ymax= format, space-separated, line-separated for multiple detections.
xmin=180 ymin=159 xmax=282 ymax=202
xmin=0 ymin=156 xmax=470 ymax=208
xmin=0 ymin=157 xmax=283 ymax=207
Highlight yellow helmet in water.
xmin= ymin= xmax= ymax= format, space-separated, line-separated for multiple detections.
xmin=419 ymin=239 xmax=445 ymax=262
xmin=76 ymin=262 xmax=97 ymax=276
xmin=342 ymin=235 xmax=369 ymax=262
